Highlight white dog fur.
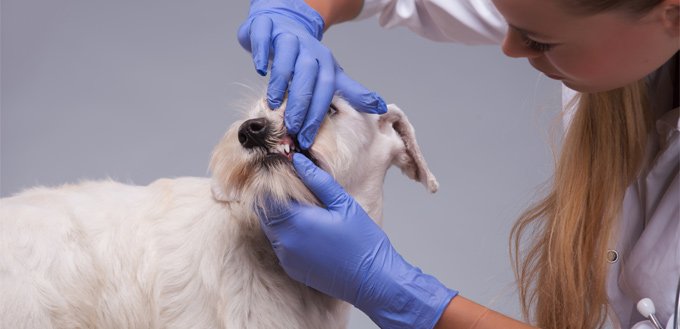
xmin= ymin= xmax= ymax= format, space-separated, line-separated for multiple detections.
xmin=0 ymin=96 xmax=438 ymax=329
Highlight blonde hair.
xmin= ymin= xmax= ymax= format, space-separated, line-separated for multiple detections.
xmin=511 ymin=78 xmax=652 ymax=329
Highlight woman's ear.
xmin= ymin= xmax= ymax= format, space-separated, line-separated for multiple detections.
xmin=660 ymin=0 xmax=680 ymax=36
xmin=378 ymin=104 xmax=439 ymax=194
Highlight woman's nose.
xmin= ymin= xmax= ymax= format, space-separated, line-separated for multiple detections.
xmin=501 ymin=28 xmax=543 ymax=59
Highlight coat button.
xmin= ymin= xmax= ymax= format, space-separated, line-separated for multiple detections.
xmin=606 ymin=249 xmax=619 ymax=263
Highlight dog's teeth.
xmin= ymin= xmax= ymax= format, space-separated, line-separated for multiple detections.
xmin=284 ymin=144 xmax=290 ymax=154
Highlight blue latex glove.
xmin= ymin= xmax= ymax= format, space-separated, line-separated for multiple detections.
xmin=258 ymin=153 xmax=458 ymax=329
xmin=237 ymin=0 xmax=387 ymax=149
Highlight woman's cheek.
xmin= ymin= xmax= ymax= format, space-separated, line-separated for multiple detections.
xmin=547 ymin=48 xmax=609 ymax=82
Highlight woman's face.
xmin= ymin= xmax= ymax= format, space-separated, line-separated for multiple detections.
xmin=492 ymin=0 xmax=679 ymax=93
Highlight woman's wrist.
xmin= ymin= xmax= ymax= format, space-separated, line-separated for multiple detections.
xmin=434 ymin=296 xmax=541 ymax=329
xmin=304 ymin=0 xmax=363 ymax=30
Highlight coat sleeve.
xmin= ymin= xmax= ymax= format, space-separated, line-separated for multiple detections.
xmin=355 ymin=0 xmax=507 ymax=45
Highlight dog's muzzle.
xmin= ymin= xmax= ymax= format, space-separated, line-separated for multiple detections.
xmin=238 ymin=118 xmax=268 ymax=149
xmin=238 ymin=118 xmax=317 ymax=164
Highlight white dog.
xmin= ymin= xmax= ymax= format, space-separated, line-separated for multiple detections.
xmin=0 ymin=96 xmax=438 ymax=329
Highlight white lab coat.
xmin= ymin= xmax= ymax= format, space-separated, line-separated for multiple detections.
xmin=355 ymin=1 xmax=680 ymax=328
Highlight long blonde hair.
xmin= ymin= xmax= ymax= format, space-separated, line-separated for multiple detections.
xmin=511 ymin=75 xmax=653 ymax=328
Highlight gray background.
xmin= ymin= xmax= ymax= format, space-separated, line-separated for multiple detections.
xmin=1 ymin=0 xmax=562 ymax=327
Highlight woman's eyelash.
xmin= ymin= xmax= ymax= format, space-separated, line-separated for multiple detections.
xmin=520 ymin=34 xmax=554 ymax=52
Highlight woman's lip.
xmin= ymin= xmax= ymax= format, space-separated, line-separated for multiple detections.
xmin=528 ymin=60 xmax=563 ymax=80
xmin=544 ymin=73 xmax=564 ymax=80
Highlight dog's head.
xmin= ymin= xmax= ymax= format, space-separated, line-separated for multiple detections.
xmin=209 ymin=96 xmax=437 ymax=216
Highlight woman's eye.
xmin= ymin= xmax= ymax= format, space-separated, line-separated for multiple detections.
xmin=521 ymin=34 xmax=554 ymax=52
xmin=328 ymin=104 xmax=339 ymax=116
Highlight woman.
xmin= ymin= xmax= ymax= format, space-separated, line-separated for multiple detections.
xmin=237 ymin=0 xmax=679 ymax=328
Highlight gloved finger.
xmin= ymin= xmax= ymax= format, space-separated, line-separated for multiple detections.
xmin=335 ymin=68 xmax=387 ymax=115
xmin=256 ymin=196 xmax=298 ymax=226
xmin=249 ymin=16 xmax=273 ymax=76
xmin=236 ymin=20 xmax=253 ymax=52
xmin=257 ymin=213 xmax=281 ymax=248
xmin=292 ymin=153 xmax=350 ymax=209
xmin=298 ymin=50 xmax=335 ymax=149
xmin=268 ymin=32 xmax=299 ymax=109
xmin=285 ymin=51 xmax=318 ymax=135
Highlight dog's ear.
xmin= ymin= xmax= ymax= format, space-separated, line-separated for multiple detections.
xmin=379 ymin=104 xmax=439 ymax=194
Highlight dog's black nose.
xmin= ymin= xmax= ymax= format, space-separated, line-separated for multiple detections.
xmin=238 ymin=118 xmax=268 ymax=149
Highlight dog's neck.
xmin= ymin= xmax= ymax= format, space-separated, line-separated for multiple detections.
xmin=357 ymin=194 xmax=385 ymax=227
xmin=344 ymin=169 xmax=390 ymax=228
xmin=342 ymin=140 xmax=398 ymax=228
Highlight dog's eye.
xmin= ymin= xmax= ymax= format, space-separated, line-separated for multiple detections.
xmin=328 ymin=104 xmax=339 ymax=116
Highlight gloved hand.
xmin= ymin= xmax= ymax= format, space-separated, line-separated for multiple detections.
xmin=237 ymin=0 xmax=387 ymax=149
xmin=258 ymin=153 xmax=458 ymax=329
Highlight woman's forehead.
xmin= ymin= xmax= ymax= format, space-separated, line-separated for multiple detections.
xmin=492 ymin=0 xmax=575 ymax=36
xmin=491 ymin=0 xmax=632 ymax=40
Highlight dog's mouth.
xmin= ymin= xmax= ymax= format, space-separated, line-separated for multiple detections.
xmin=265 ymin=134 xmax=318 ymax=165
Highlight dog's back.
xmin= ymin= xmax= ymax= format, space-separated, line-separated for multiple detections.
xmin=1 ymin=178 xmax=348 ymax=329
